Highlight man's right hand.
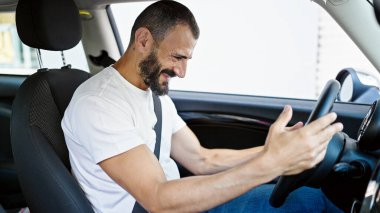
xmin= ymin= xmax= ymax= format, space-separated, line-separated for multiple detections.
xmin=263 ymin=105 xmax=344 ymax=176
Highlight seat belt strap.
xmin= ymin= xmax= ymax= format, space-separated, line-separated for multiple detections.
xmin=132 ymin=94 xmax=162 ymax=213
xmin=152 ymin=94 xmax=162 ymax=159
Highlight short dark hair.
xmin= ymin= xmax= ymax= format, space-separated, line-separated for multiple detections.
xmin=129 ymin=0 xmax=199 ymax=47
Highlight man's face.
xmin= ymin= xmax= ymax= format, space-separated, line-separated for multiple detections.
xmin=138 ymin=24 xmax=197 ymax=96
xmin=139 ymin=49 xmax=175 ymax=96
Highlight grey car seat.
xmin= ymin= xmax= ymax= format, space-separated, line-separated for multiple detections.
xmin=11 ymin=0 xmax=94 ymax=212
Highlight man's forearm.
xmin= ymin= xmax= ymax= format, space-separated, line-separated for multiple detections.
xmin=170 ymin=126 xmax=265 ymax=176
xmin=149 ymin=152 xmax=281 ymax=213
xmin=195 ymin=146 xmax=264 ymax=175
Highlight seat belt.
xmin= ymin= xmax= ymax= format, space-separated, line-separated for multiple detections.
xmin=152 ymin=94 xmax=162 ymax=158
xmin=132 ymin=94 xmax=162 ymax=213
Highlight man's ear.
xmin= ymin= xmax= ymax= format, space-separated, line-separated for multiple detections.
xmin=134 ymin=27 xmax=154 ymax=54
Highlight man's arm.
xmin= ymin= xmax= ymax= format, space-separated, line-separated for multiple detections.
xmin=171 ymin=113 xmax=304 ymax=175
xmin=170 ymin=126 xmax=264 ymax=175
xmin=99 ymin=105 xmax=343 ymax=212
xmin=100 ymin=144 xmax=281 ymax=213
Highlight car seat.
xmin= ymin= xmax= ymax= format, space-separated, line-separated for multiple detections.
xmin=11 ymin=0 xmax=94 ymax=212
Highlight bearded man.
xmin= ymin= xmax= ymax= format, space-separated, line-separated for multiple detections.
xmin=62 ymin=1 xmax=343 ymax=212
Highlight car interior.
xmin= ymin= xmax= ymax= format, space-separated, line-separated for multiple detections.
xmin=1 ymin=0 xmax=380 ymax=212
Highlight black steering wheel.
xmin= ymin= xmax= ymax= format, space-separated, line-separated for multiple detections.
xmin=269 ymin=79 xmax=343 ymax=207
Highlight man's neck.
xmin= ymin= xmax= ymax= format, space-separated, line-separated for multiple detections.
xmin=113 ymin=49 xmax=149 ymax=91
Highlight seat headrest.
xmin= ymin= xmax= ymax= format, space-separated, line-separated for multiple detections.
xmin=16 ymin=0 xmax=81 ymax=51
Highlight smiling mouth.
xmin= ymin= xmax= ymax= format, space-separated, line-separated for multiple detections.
xmin=162 ymin=73 xmax=171 ymax=80
xmin=161 ymin=69 xmax=176 ymax=78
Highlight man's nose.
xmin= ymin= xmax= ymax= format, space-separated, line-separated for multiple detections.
xmin=173 ymin=60 xmax=187 ymax=78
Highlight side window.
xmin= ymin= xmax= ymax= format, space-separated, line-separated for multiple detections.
xmin=0 ymin=12 xmax=37 ymax=75
xmin=0 ymin=12 xmax=89 ymax=75
xmin=111 ymin=0 xmax=377 ymax=100
xmin=316 ymin=8 xmax=379 ymax=91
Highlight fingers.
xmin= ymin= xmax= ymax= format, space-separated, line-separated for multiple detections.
xmin=316 ymin=122 xmax=343 ymax=142
xmin=273 ymin=105 xmax=293 ymax=130
xmin=304 ymin=112 xmax=338 ymax=134
xmin=286 ymin=121 xmax=304 ymax=131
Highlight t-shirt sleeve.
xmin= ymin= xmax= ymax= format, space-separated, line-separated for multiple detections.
xmin=163 ymin=96 xmax=186 ymax=134
xmin=70 ymin=95 xmax=144 ymax=164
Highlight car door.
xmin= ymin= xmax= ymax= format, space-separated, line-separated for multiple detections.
xmin=0 ymin=74 xmax=26 ymax=209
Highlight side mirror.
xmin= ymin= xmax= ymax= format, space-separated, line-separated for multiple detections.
xmin=335 ymin=68 xmax=380 ymax=103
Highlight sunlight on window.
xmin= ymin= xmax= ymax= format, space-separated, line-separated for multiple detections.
xmin=111 ymin=0 xmax=378 ymax=100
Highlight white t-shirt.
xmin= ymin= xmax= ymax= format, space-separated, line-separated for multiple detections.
xmin=61 ymin=66 xmax=186 ymax=213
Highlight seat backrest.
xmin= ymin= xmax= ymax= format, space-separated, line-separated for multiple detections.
xmin=11 ymin=0 xmax=94 ymax=212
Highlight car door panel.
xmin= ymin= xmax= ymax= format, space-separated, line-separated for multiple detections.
xmin=183 ymin=112 xmax=270 ymax=149
xmin=0 ymin=75 xmax=26 ymax=160
xmin=0 ymin=74 xmax=26 ymax=209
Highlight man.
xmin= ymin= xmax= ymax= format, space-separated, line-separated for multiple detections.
xmin=62 ymin=1 xmax=344 ymax=212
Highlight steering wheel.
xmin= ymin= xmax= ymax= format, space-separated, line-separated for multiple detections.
xmin=269 ymin=79 xmax=343 ymax=207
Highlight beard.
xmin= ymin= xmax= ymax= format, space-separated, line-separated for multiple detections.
xmin=139 ymin=50 xmax=176 ymax=96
